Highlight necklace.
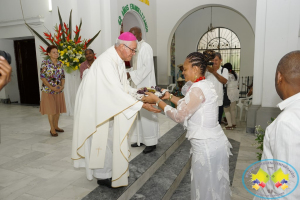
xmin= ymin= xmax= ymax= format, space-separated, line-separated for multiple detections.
xmin=194 ymin=76 xmax=205 ymax=83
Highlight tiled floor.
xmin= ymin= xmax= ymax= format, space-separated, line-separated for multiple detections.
xmin=0 ymin=103 xmax=258 ymax=200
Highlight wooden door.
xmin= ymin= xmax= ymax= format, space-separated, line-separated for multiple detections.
xmin=14 ymin=39 xmax=40 ymax=104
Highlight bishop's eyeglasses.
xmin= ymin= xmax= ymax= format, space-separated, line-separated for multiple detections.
xmin=123 ymin=44 xmax=137 ymax=53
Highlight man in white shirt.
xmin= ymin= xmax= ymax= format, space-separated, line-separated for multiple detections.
xmin=205 ymin=53 xmax=228 ymax=124
xmin=72 ymin=32 xmax=160 ymax=188
xmin=254 ymin=51 xmax=300 ymax=199
xmin=127 ymin=27 xmax=159 ymax=154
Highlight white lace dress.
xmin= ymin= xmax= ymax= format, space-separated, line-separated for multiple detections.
xmin=164 ymin=80 xmax=232 ymax=200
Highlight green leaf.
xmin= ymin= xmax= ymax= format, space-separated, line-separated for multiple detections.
xmin=86 ymin=30 xmax=101 ymax=48
xmin=25 ymin=23 xmax=51 ymax=46
xmin=58 ymin=7 xmax=66 ymax=42
xmin=69 ymin=10 xmax=72 ymax=39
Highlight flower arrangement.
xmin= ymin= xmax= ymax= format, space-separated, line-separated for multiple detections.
xmin=26 ymin=8 xmax=100 ymax=73
xmin=253 ymin=118 xmax=275 ymax=160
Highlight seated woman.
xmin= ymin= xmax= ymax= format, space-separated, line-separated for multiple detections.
xmin=80 ymin=49 xmax=95 ymax=79
xmin=142 ymin=50 xmax=232 ymax=199
xmin=172 ymin=77 xmax=185 ymax=97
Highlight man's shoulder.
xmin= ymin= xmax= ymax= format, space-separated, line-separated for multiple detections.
xmin=140 ymin=41 xmax=152 ymax=51
xmin=278 ymin=107 xmax=300 ymax=122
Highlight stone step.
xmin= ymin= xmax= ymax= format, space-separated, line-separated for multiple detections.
xmin=130 ymin=139 xmax=191 ymax=200
xmin=82 ymin=123 xmax=187 ymax=200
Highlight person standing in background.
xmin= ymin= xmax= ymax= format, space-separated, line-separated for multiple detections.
xmin=127 ymin=26 xmax=159 ymax=154
xmin=205 ymin=52 xmax=228 ymax=124
xmin=223 ymin=63 xmax=239 ymax=130
xmin=80 ymin=49 xmax=95 ymax=79
xmin=40 ymin=45 xmax=66 ymax=137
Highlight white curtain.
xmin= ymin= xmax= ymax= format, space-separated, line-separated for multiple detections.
xmin=63 ymin=70 xmax=81 ymax=116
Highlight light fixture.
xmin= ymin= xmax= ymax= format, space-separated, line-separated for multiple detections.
xmin=208 ymin=7 xmax=214 ymax=32
xmin=49 ymin=0 xmax=52 ymax=12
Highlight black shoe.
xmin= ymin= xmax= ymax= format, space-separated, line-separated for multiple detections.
xmin=143 ymin=145 xmax=156 ymax=154
xmin=131 ymin=143 xmax=144 ymax=147
xmin=97 ymin=178 xmax=112 ymax=188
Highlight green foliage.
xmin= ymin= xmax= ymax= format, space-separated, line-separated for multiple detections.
xmin=254 ymin=118 xmax=275 ymax=160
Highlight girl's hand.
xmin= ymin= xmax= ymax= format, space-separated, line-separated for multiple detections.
xmin=142 ymin=92 xmax=159 ymax=104
xmin=161 ymin=91 xmax=170 ymax=100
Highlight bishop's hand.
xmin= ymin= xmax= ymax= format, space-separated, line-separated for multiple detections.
xmin=142 ymin=103 xmax=161 ymax=113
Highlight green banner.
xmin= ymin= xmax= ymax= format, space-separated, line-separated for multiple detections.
xmin=118 ymin=3 xmax=148 ymax=32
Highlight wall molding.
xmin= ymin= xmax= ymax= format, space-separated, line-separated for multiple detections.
xmin=0 ymin=15 xmax=44 ymax=27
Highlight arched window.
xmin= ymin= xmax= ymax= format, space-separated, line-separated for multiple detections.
xmin=197 ymin=27 xmax=241 ymax=72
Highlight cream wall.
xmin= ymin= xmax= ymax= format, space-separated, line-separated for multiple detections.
xmin=116 ymin=0 xmax=157 ymax=56
xmin=175 ymin=7 xmax=254 ymax=78
xmin=252 ymin=0 xmax=300 ymax=108
xmin=156 ymin=0 xmax=257 ymax=85
xmin=0 ymin=0 xmax=104 ymax=101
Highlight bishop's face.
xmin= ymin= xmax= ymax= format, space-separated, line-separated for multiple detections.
xmin=122 ymin=41 xmax=137 ymax=61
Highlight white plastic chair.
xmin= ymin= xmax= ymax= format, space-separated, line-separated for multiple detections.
xmin=237 ymin=96 xmax=252 ymax=121
xmin=167 ymin=84 xmax=176 ymax=92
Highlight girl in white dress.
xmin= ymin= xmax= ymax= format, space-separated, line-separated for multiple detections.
xmin=142 ymin=51 xmax=232 ymax=200
xmin=223 ymin=63 xmax=239 ymax=129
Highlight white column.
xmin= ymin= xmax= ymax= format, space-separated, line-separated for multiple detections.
xmin=99 ymin=0 xmax=119 ymax=53
xmin=261 ymin=0 xmax=300 ymax=107
xmin=252 ymin=0 xmax=267 ymax=106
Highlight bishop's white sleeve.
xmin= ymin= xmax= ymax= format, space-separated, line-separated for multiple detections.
xmin=122 ymin=101 xmax=143 ymax=120
xmin=129 ymin=46 xmax=154 ymax=86
xmin=164 ymin=87 xmax=205 ymax=126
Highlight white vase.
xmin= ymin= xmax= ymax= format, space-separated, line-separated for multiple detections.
xmin=63 ymin=69 xmax=81 ymax=116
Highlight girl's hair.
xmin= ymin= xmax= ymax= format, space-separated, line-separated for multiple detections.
xmin=85 ymin=49 xmax=94 ymax=54
xmin=223 ymin=63 xmax=237 ymax=80
xmin=186 ymin=50 xmax=215 ymax=75
xmin=46 ymin=45 xmax=58 ymax=53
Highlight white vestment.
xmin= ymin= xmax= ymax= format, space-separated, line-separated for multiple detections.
xmin=72 ymin=46 xmax=143 ymax=188
xmin=254 ymin=92 xmax=300 ymax=200
xmin=129 ymin=40 xmax=159 ymax=146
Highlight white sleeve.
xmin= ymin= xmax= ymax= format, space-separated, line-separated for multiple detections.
xmin=122 ymin=101 xmax=143 ymax=119
xmin=164 ymin=87 xmax=205 ymax=126
xmin=129 ymin=45 xmax=154 ymax=86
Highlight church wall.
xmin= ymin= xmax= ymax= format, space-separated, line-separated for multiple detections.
xmin=174 ymin=7 xmax=254 ymax=79
xmin=259 ymin=0 xmax=300 ymax=108
xmin=0 ymin=0 xmax=104 ymax=98
xmin=247 ymin=0 xmax=300 ymax=133
xmin=116 ymin=0 xmax=157 ymax=56
xmin=156 ymin=0 xmax=257 ymax=85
